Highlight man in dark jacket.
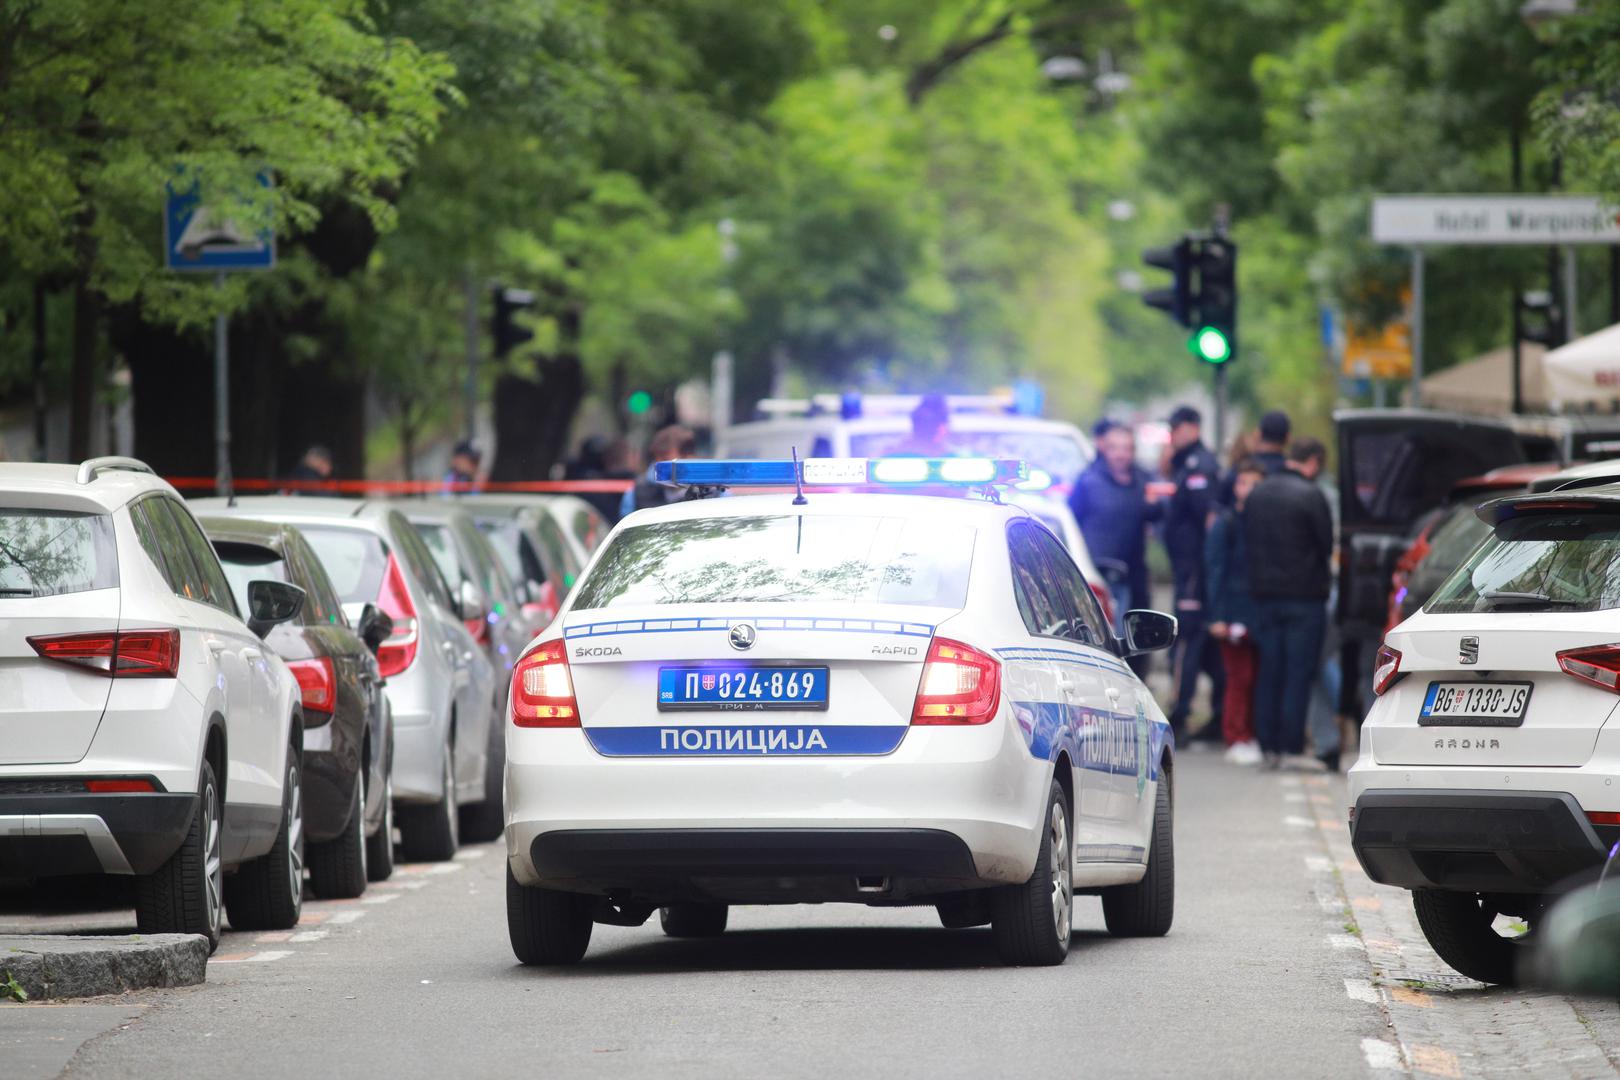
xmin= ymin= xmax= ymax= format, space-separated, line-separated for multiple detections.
xmin=1162 ymin=405 xmax=1224 ymax=742
xmin=1244 ymin=437 xmax=1333 ymax=767
xmin=1070 ymin=420 xmax=1162 ymax=672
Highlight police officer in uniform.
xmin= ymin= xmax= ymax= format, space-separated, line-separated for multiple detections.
xmin=1163 ymin=405 xmax=1225 ymax=742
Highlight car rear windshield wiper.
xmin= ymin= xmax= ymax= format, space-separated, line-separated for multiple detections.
xmin=1479 ymin=589 xmax=1582 ymax=609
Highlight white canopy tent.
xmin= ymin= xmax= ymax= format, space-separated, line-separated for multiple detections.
xmin=1545 ymin=322 xmax=1620 ymax=408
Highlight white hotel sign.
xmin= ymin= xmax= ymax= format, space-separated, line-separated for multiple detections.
xmin=1372 ymin=195 xmax=1620 ymax=245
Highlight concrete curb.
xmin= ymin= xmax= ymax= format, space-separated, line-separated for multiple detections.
xmin=1 ymin=934 xmax=208 ymax=1001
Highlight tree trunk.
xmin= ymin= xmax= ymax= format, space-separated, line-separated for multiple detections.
xmin=68 ymin=277 xmax=101 ymax=460
xmin=491 ymin=301 xmax=586 ymax=482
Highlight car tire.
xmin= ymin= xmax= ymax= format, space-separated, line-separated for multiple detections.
xmin=225 ymin=748 xmax=305 ymax=932
xmin=136 ymin=759 xmax=223 ymax=952
xmin=990 ymin=780 xmax=1072 ymax=966
xmin=458 ymin=708 xmax=506 ymax=844
xmin=366 ymin=769 xmax=395 ymax=883
xmin=308 ymin=758 xmax=367 ymax=900
xmin=659 ymin=904 xmax=728 ymax=938
xmin=507 ymin=865 xmax=593 ymax=965
xmin=399 ymin=735 xmax=459 ymax=862
xmin=1101 ymin=771 xmax=1175 ymax=937
xmin=1412 ymin=889 xmax=1522 ymax=985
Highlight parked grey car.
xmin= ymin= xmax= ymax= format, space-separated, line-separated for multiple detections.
xmin=191 ymin=497 xmax=497 ymax=861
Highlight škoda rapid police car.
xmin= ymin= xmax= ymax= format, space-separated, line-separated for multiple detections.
xmin=503 ymin=458 xmax=1177 ymax=966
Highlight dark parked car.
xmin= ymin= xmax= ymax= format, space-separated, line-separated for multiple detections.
xmin=201 ymin=516 xmax=396 ymax=897
xmin=456 ymin=498 xmax=577 ymax=629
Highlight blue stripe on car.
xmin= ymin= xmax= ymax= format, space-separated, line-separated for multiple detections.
xmin=584 ymin=724 xmax=909 ymax=757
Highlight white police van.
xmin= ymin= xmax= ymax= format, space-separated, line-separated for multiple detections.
xmin=503 ymin=457 xmax=1177 ymax=967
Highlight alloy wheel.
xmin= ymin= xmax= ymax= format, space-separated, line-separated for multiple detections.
xmin=203 ymin=778 xmax=223 ymax=940
xmin=286 ymin=762 xmax=305 ymax=911
xmin=1049 ymin=800 xmax=1072 ymax=945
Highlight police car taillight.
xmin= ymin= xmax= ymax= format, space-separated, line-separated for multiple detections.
xmin=1372 ymin=644 xmax=1402 ymax=696
xmin=512 ymin=639 xmax=579 ymax=727
xmin=911 ymin=638 xmax=1001 ymax=725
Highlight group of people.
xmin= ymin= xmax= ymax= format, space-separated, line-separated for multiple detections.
xmin=1070 ymin=408 xmax=1341 ymax=771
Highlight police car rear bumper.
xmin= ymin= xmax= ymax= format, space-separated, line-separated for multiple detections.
xmin=504 ymin=720 xmax=1049 ymax=896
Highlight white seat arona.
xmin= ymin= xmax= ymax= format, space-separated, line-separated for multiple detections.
xmin=0 ymin=459 xmax=307 ymax=949
xmin=1350 ymin=487 xmax=1620 ymax=984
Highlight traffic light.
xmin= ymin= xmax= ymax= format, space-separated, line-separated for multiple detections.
xmin=491 ymin=285 xmax=537 ymax=357
xmin=1516 ymin=290 xmax=1564 ymax=348
xmin=1141 ymin=238 xmax=1193 ymax=326
xmin=1190 ymin=237 xmax=1237 ymax=365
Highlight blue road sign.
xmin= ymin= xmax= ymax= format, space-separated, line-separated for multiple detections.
xmin=164 ymin=172 xmax=275 ymax=272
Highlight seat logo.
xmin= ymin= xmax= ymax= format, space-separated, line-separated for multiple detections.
xmin=728 ymin=623 xmax=757 ymax=651
xmin=1459 ymin=636 xmax=1480 ymax=665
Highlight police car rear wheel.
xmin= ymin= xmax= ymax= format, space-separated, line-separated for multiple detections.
xmin=1101 ymin=769 xmax=1175 ymax=937
xmin=659 ymin=903 xmax=728 ymax=938
xmin=506 ymin=866 xmax=593 ymax=965
xmin=1411 ymin=889 xmax=1521 ymax=985
xmin=990 ymin=781 xmax=1072 ymax=966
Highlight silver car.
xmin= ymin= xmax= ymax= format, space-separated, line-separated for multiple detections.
xmin=191 ymin=497 xmax=498 ymax=861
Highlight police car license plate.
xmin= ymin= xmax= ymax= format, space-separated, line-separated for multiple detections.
xmin=658 ymin=666 xmax=829 ymax=711
xmin=1418 ymin=681 xmax=1532 ymax=726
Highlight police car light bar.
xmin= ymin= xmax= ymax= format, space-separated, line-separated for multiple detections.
xmin=652 ymin=458 xmax=1027 ymax=489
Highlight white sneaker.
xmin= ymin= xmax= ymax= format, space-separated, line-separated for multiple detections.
xmin=1234 ymin=741 xmax=1263 ymax=765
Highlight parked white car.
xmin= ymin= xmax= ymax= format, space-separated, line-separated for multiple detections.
xmin=1350 ymin=487 xmax=1620 ymax=984
xmin=0 ymin=458 xmax=307 ymax=949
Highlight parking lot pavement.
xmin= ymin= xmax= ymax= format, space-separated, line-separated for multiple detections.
xmin=8 ymin=755 xmax=1619 ymax=1079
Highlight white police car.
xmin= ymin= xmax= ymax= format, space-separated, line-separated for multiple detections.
xmin=1350 ymin=488 xmax=1620 ymax=984
xmin=504 ymin=458 xmax=1177 ymax=967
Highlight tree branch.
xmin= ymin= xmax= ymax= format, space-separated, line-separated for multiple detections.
xmin=905 ymin=11 xmax=1015 ymax=106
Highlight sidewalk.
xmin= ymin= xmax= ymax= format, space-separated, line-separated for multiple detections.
xmin=0 ymin=934 xmax=207 ymax=1001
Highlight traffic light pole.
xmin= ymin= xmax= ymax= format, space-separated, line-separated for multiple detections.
xmin=214 ymin=271 xmax=232 ymax=499
xmin=464 ymin=270 xmax=479 ymax=441
xmin=1212 ymin=362 xmax=1227 ymax=460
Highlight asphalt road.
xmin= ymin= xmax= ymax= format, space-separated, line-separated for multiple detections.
xmin=6 ymin=753 xmax=1413 ymax=1080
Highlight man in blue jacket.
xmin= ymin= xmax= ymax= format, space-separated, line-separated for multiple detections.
xmin=1069 ymin=419 xmax=1162 ymax=673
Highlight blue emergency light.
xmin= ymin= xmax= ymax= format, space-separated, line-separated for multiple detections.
xmin=652 ymin=458 xmax=1027 ymax=489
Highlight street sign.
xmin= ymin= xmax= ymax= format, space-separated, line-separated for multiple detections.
xmin=1371 ymin=195 xmax=1620 ymax=246
xmin=164 ymin=173 xmax=275 ymax=272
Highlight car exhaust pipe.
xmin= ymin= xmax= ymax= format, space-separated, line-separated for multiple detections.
xmin=854 ymin=876 xmax=890 ymax=894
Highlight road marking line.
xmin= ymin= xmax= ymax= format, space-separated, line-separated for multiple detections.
xmin=1327 ymin=933 xmax=1366 ymax=950
xmin=1316 ymin=893 xmax=1343 ymax=913
xmin=289 ymin=930 xmax=328 ymax=943
xmin=1361 ymin=1038 xmax=1403 ymax=1071
xmin=1279 ymin=776 xmax=1302 ymax=787
xmin=1351 ymin=895 xmax=1382 ymax=912
xmin=453 ymin=848 xmax=487 ymax=861
xmin=1284 ymin=792 xmax=1308 ymax=802
xmin=297 ymin=912 xmax=329 ymax=925
xmin=327 ymin=910 xmax=367 ymax=925
xmin=1344 ymin=978 xmax=1380 ymax=1005
xmin=254 ymin=932 xmax=293 ymax=944
xmin=1283 ymin=815 xmax=1315 ymax=828
xmin=1304 ymin=855 xmax=1333 ymax=873
xmin=1410 ymin=1045 xmax=1461 ymax=1078
xmin=362 ymin=892 xmax=401 ymax=904
xmin=212 ymin=950 xmax=291 ymax=964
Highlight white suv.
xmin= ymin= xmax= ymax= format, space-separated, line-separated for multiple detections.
xmin=0 ymin=458 xmax=307 ymax=950
xmin=1350 ymin=487 xmax=1620 ymax=984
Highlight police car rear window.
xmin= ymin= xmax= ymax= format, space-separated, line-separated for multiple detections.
xmin=570 ymin=515 xmax=974 ymax=610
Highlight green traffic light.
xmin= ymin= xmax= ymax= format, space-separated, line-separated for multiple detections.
xmin=627 ymin=390 xmax=653 ymax=415
xmin=1191 ymin=326 xmax=1231 ymax=364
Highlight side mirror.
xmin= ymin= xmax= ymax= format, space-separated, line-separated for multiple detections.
xmin=1122 ymin=609 xmax=1177 ymax=656
xmin=247 ymin=579 xmax=306 ymax=639
xmin=356 ymin=602 xmax=394 ymax=656
xmin=457 ymin=578 xmax=490 ymax=623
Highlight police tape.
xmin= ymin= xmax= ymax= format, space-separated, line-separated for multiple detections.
xmin=164 ymin=476 xmax=634 ymax=495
